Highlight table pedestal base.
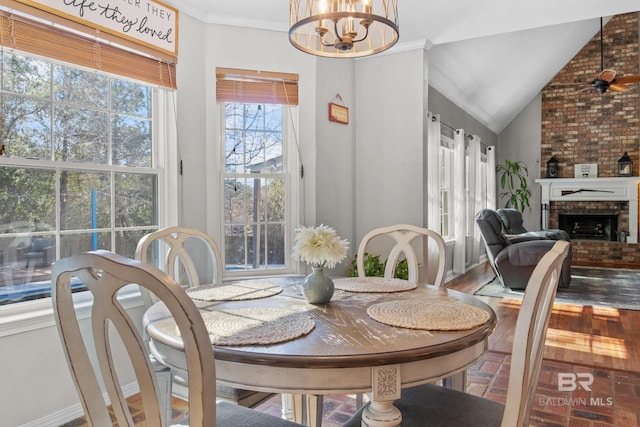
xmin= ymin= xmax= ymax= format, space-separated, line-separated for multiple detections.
xmin=362 ymin=401 xmax=401 ymax=427
xmin=363 ymin=364 xmax=403 ymax=427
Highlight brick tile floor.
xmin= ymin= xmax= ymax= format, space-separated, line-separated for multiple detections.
xmin=60 ymin=351 xmax=640 ymax=427
xmin=252 ymin=351 xmax=640 ymax=427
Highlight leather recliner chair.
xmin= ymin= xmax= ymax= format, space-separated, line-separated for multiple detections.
xmin=476 ymin=209 xmax=572 ymax=289
xmin=496 ymin=208 xmax=571 ymax=242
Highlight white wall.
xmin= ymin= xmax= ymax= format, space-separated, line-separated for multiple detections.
xmin=172 ymin=16 xmax=319 ymax=247
xmin=174 ymin=15 xmax=207 ymax=230
xmin=0 ymin=299 xmax=146 ymax=426
xmin=497 ymin=94 xmax=543 ymax=230
xmin=1 ymin=320 xmax=77 ymax=426
xmin=175 ymin=15 xmax=432 ymax=273
xmin=354 ymin=49 xmax=427 ymax=243
xmin=314 ymin=58 xmax=357 ymax=274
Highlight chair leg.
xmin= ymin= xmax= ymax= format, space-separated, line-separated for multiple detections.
xmin=442 ymin=371 xmax=467 ymax=391
xmin=292 ymin=394 xmax=324 ymax=427
xmin=305 ymin=395 xmax=323 ymax=427
xmin=154 ymin=367 xmax=174 ymax=426
xmin=292 ymin=394 xmax=304 ymax=424
xmin=281 ymin=394 xmax=296 ymax=421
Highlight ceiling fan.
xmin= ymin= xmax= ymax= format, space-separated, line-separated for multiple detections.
xmin=555 ymin=17 xmax=640 ymax=94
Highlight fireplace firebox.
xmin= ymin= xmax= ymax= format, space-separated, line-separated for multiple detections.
xmin=558 ymin=213 xmax=618 ymax=241
xmin=536 ymin=177 xmax=640 ymax=244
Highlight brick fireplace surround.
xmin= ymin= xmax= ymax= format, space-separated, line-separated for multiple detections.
xmin=537 ymin=177 xmax=640 ymax=268
xmin=540 ymin=12 xmax=640 ymax=268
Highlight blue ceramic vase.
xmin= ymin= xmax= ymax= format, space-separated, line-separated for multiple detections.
xmin=302 ymin=267 xmax=334 ymax=304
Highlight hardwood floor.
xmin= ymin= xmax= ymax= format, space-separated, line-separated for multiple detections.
xmin=448 ymin=262 xmax=640 ymax=374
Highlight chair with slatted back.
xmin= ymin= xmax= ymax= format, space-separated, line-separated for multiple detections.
xmin=135 ymin=227 xmax=275 ymax=412
xmin=357 ymin=223 xmax=446 ymax=287
xmin=343 ymin=240 xmax=571 ymax=427
xmin=51 ymin=250 xmax=303 ymax=427
xmin=359 ymin=224 xmax=450 ymax=389
xmin=135 ymin=226 xmax=223 ymax=306
xmin=302 ymin=224 xmax=448 ymax=427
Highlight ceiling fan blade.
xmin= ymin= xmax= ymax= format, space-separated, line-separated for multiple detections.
xmin=614 ymin=75 xmax=640 ymax=84
xmin=598 ymin=69 xmax=616 ymax=82
xmin=575 ymin=86 xmax=594 ymax=93
xmin=608 ymin=83 xmax=631 ymax=92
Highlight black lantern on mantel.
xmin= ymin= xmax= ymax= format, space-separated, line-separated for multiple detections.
xmin=618 ymin=152 xmax=632 ymax=177
xmin=546 ymin=156 xmax=559 ymax=178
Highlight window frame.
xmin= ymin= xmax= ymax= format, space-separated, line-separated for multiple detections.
xmin=219 ymin=103 xmax=300 ymax=279
xmin=0 ymin=48 xmax=177 ymax=334
xmin=439 ymin=134 xmax=455 ymax=239
xmin=465 ymin=145 xmax=489 ymax=237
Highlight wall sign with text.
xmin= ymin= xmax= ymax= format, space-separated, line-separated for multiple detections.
xmin=328 ymin=102 xmax=349 ymax=124
xmin=17 ymin=0 xmax=179 ymax=56
xmin=574 ymin=163 xmax=598 ymax=178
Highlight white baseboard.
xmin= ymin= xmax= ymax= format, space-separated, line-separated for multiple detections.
xmin=19 ymin=382 xmax=140 ymax=427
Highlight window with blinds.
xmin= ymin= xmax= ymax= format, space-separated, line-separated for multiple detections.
xmin=216 ymin=67 xmax=299 ymax=105
xmin=217 ymin=67 xmax=300 ymax=274
xmin=0 ymin=6 xmax=176 ymax=89
xmin=0 ymin=4 xmax=175 ymax=305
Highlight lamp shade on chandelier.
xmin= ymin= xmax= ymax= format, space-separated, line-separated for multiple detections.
xmin=289 ymin=0 xmax=399 ymax=58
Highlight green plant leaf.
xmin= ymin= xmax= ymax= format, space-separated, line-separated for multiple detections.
xmin=496 ymin=159 xmax=530 ymax=212
xmin=345 ymin=252 xmax=409 ymax=279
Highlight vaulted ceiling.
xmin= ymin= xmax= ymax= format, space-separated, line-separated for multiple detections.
xmin=163 ymin=1 xmax=640 ymax=134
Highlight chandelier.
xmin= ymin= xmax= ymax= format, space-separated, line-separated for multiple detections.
xmin=289 ymin=0 xmax=399 ymax=58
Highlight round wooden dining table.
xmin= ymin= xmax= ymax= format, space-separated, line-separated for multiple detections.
xmin=143 ymin=276 xmax=496 ymax=427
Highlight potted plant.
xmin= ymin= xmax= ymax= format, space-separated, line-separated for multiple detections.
xmin=345 ymin=253 xmax=409 ymax=280
xmin=496 ymin=159 xmax=531 ymax=212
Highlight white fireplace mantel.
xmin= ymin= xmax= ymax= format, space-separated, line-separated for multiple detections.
xmin=535 ymin=177 xmax=640 ymax=243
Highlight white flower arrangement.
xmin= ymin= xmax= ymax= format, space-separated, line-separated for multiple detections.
xmin=292 ymin=224 xmax=349 ymax=269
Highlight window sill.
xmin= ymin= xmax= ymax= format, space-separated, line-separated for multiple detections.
xmin=0 ymin=286 xmax=144 ymax=338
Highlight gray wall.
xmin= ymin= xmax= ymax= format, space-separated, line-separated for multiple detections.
xmin=428 ymin=86 xmax=543 ymax=231
xmin=497 ymin=94 xmax=543 ymax=231
xmin=428 ymin=87 xmax=498 ymax=146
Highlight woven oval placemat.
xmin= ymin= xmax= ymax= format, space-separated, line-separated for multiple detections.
xmin=186 ymin=282 xmax=282 ymax=301
xmin=367 ymin=299 xmax=490 ymax=331
xmin=333 ymin=277 xmax=417 ymax=293
xmin=202 ymin=308 xmax=315 ymax=346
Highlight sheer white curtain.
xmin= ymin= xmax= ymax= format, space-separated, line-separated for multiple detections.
xmin=452 ymin=129 xmax=466 ymax=274
xmin=487 ymin=146 xmax=496 ymax=209
xmin=468 ymin=135 xmax=484 ymax=265
xmin=427 ymin=112 xmax=441 ymax=233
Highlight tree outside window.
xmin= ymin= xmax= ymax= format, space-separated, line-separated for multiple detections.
xmin=0 ymin=51 xmax=159 ymax=305
xmin=223 ymin=103 xmax=288 ymax=272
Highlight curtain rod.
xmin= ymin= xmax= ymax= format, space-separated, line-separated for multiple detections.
xmin=436 ymin=118 xmax=459 ymax=134
xmin=434 ymin=117 xmax=488 ymax=147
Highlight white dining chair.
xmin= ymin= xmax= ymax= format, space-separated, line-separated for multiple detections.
xmin=343 ymin=240 xmax=571 ymax=427
xmin=357 ymin=223 xmax=446 ymax=287
xmin=135 ymin=226 xmax=223 ymax=305
xmin=51 ymin=250 xmax=303 ymax=427
xmin=302 ymin=224 xmax=449 ymax=427
xmin=135 ymin=226 xmax=275 ymax=412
